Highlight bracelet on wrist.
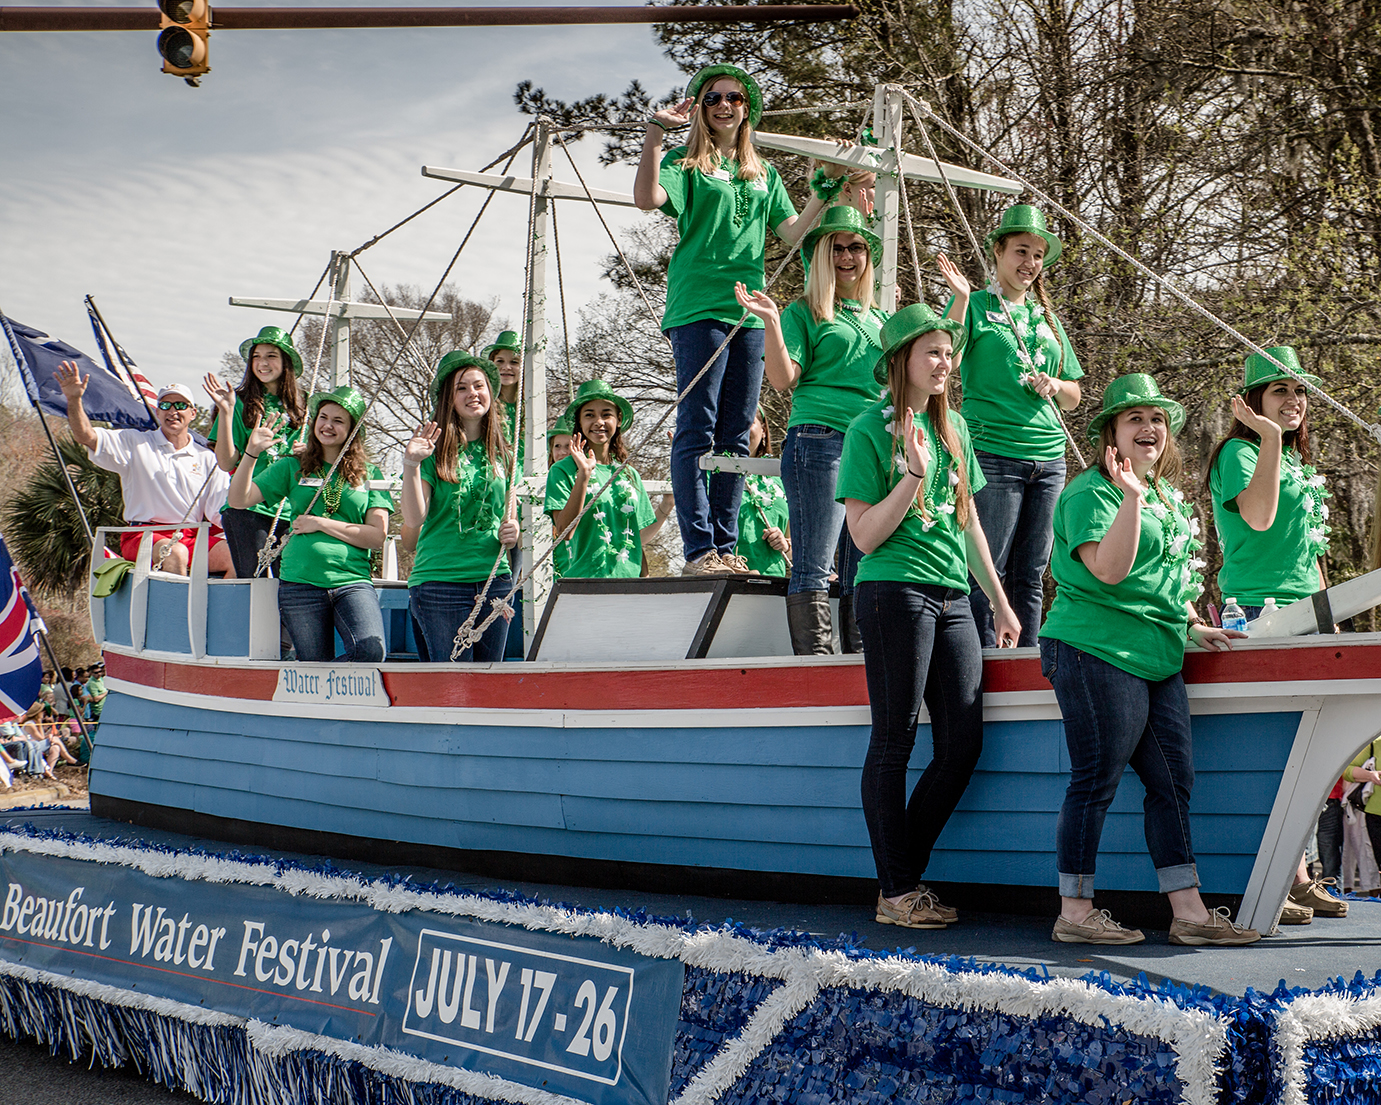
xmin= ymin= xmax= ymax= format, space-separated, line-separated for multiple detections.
xmin=244 ymin=451 xmax=262 ymax=459
xmin=907 ymin=468 xmax=925 ymax=480
xmin=809 ymin=167 xmax=846 ymax=202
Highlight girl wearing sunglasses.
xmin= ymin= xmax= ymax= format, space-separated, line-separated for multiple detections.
xmin=635 ymin=64 xmax=845 ymax=577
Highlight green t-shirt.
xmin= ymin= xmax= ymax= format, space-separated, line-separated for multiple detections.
xmin=658 ymin=146 xmax=796 ymax=331
xmin=736 ymin=473 xmax=789 ymax=577
xmin=85 ymin=675 xmax=106 ymax=720
xmin=207 ymin=394 xmax=302 ymax=517
xmin=254 ymin=457 xmax=394 ymax=588
xmin=1040 ymin=468 xmax=1194 ymax=682
xmin=409 ymin=443 xmax=511 ymax=586
xmin=949 ymin=289 xmax=1083 ymax=461
xmin=835 ymin=397 xmax=985 ymax=590
xmin=780 ymin=298 xmax=888 ymax=433
xmin=1210 ymin=439 xmax=1323 ymax=606
xmin=544 ymin=457 xmax=655 ymax=579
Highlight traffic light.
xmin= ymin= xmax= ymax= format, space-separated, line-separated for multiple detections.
xmin=157 ymin=0 xmax=210 ymax=85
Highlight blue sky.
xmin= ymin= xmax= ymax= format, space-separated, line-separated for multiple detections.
xmin=0 ymin=0 xmax=686 ymax=394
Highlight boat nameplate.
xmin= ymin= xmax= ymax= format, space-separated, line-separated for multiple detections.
xmin=272 ymin=665 xmax=390 ymax=707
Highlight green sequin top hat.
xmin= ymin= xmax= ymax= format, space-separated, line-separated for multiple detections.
xmin=799 ymin=204 xmax=883 ymax=273
xmin=550 ymin=413 xmax=574 ymax=437
xmin=481 ymin=330 xmax=523 ymax=360
xmin=307 ymin=385 xmax=368 ymax=431
xmin=238 ymin=326 xmax=304 ymax=376
xmin=873 ymin=303 xmax=968 ymax=385
xmin=431 ymin=351 xmax=500 ymax=404
xmin=1241 ymin=346 xmax=1320 ymax=394
xmin=984 ymin=204 xmax=1063 ymax=267
xmin=564 ymin=378 xmax=635 ymax=434
xmin=1085 ymin=373 xmax=1185 ymax=441
xmin=686 ymin=64 xmax=763 ymax=128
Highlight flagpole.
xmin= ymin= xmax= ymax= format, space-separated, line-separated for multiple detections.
xmin=0 ymin=310 xmax=96 ymax=546
xmin=35 ymin=622 xmax=96 ymax=758
xmin=85 ymin=295 xmax=157 ymax=425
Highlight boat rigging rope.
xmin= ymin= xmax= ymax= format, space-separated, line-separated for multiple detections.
xmin=902 ymin=89 xmax=1381 ymax=448
xmin=151 ymin=467 xmax=219 ymax=573
xmin=551 ymin=201 xmax=576 ymax=402
xmin=902 ymin=96 xmax=1088 ymax=469
xmin=253 ymin=126 xmax=537 ymax=578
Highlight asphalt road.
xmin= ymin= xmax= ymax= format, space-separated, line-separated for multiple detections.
xmin=0 ymin=1030 xmax=199 ymax=1103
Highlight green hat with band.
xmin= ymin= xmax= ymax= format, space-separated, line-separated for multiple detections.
xmin=431 ymin=350 xmax=500 ymax=404
xmin=1085 ymin=373 xmax=1185 ymax=441
xmin=1241 ymin=346 xmax=1320 ymax=393
xmin=686 ymin=64 xmax=763 ymax=128
xmin=564 ymin=378 xmax=634 ymax=434
xmin=799 ymin=204 xmax=882 ymax=273
xmin=550 ymin=413 xmax=574 ymax=437
xmin=238 ymin=326 xmax=304 ymax=376
xmin=984 ymin=204 xmax=1063 ymax=267
xmin=307 ymin=385 xmax=368 ymax=430
xmin=481 ymin=330 xmax=523 ymax=359
xmin=873 ymin=303 xmax=968 ymax=385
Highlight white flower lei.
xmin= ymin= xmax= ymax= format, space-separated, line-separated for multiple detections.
xmin=985 ymin=282 xmax=1057 ymax=389
xmin=588 ymin=468 xmax=641 ymax=566
xmin=1281 ymin=450 xmax=1332 ymax=557
xmin=883 ymin=400 xmax=958 ymax=533
xmin=1144 ymin=479 xmax=1206 ymax=605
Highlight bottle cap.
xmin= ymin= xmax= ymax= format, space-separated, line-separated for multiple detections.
xmin=1226 ymin=597 xmax=1237 ymax=604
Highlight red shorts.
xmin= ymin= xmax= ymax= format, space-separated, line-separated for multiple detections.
xmin=120 ymin=525 xmax=225 ymax=566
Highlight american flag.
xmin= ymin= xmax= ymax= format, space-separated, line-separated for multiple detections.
xmin=88 ymin=300 xmax=158 ymax=409
xmin=0 ymin=533 xmax=43 ymax=721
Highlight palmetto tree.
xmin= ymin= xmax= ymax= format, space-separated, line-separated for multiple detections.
xmin=2 ymin=435 xmax=124 ymax=600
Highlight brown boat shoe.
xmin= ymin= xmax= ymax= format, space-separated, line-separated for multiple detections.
xmin=1289 ymin=877 xmax=1348 ymax=918
xmin=916 ymin=884 xmax=958 ymax=924
xmin=1278 ymin=898 xmax=1314 ymax=925
xmin=1051 ymin=908 xmax=1145 ymax=945
xmin=875 ymin=889 xmax=948 ymax=929
xmin=1168 ymin=906 xmax=1261 ymax=946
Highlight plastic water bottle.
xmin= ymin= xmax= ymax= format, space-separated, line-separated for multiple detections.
xmin=1262 ymin=597 xmax=1279 ymax=617
xmin=1221 ymin=598 xmax=1248 ymax=634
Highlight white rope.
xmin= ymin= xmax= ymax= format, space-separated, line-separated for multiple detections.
xmin=903 ymin=96 xmax=1088 ymax=469
xmin=904 ymin=90 xmax=1381 ymax=449
xmin=151 ymin=468 xmax=219 ymax=573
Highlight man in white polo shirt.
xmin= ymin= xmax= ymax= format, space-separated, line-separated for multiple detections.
xmin=56 ymin=361 xmax=234 ymax=576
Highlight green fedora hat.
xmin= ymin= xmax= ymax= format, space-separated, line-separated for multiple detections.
xmin=984 ymin=204 xmax=1062 ymax=267
xmin=307 ymin=385 xmax=368 ymax=429
xmin=1085 ymin=373 xmax=1185 ymax=441
xmin=1242 ymin=346 xmax=1320 ymax=393
xmin=799 ymin=204 xmax=882 ymax=273
xmin=481 ymin=330 xmax=523 ymax=359
xmin=431 ymin=350 xmax=500 ymax=403
xmin=686 ymin=64 xmax=763 ymax=128
xmin=238 ymin=325 xmax=304 ymax=376
xmin=564 ymin=378 xmax=634 ymax=433
xmin=549 ymin=412 xmax=574 ymax=437
xmin=873 ymin=303 xmax=968 ymax=385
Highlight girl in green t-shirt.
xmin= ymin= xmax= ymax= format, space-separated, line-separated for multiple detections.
xmin=483 ymin=330 xmax=526 ymax=469
xmin=544 ymin=380 xmax=672 ymax=579
xmin=402 ymin=352 xmax=519 ymax=663
xmin=548 ymin=413 xmax=575 ymax=580
xmin=1039 ymin=374 xmax=1256 ymax=947
xmin=736 ymin=203 xmax=887 ymax=654
xmin=1206 ymin=345 xmax=1328 ymax=616
xmin=230 ymin=386 xmax=392 ymax=663
xmin=837 ymin=304 xmax=1019 ymax=932
xmin=203 ymin=325 xmax=307 ymax=578
xmin=944 ymin=205 xmax=1084 ymax=649
xmin=734 ymin=410 xmax=790 ymax=578
xmin=635 ymin=64 xmax=842 ymax=577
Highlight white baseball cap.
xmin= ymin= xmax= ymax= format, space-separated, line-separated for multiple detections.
xmin=157 ymin=383 xmax=196 ymax=403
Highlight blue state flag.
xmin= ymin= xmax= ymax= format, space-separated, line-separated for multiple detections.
xmin=0 ymin=534 xmax=43 ymax=721
xmin=1 ymin=313 xmax=156 ymax=431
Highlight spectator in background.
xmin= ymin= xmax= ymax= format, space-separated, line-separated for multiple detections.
xmin=85 ymin=662 xmax=107 ymax=723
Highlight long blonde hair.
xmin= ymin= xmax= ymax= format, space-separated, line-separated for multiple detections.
xmin=804 ymin=234 xmax=876 ymax=323
xmin=993 ymin=234 xmax=1066 ymax=377
xmin=431 ymin=367 xmax=512 ymax=482
xmin=676 ymin=78 xmax=765 ymax=181
xmin=884 ymin=337 xmax=971 ymax=529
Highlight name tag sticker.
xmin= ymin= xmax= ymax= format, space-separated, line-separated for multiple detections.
xmin=751 ymin=178 xmax=768 ymax=192
xmin=710 ymin=168 xmax=732 ymax=181
xmin=274 ymin=667 xmax=390 ymax=707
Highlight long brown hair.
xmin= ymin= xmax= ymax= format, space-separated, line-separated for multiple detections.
xmin=993 ymin=234 xmax=1065 ymax=377
xmin=431 ymin=367 xmax=512 ymax=482
xmin=676 ymin=78 xmax=765 ymax=181
xmin=885 ymin=337 xmax=971 ymax=529
xmin=238 ymin=345 xmax=306 ymax=430
xmin=1097 ymin=413 xmax=1183 ymax=488
xmin=574 ymin=401 xmax=629 ymax=463
xmin=299 ymin=403 xmax=369 ymax=488
xmin=1203 ymin=382 xmax=1313 ymax=492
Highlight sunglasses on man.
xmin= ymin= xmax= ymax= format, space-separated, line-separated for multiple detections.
xmin=700 ymin=91 xmax=747 ymax=108
xmin=157 ymin=400 xmax=191 ymax=411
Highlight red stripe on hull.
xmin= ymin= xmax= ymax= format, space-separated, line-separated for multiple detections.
xmin=102 ymin=641 xmax=1381 ymax=711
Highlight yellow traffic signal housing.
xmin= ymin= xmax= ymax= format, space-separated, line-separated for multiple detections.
xmin=157 ymin=0 xmax=210 ymax=83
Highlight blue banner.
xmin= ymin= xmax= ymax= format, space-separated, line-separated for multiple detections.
xmin=0 ymin=849 xmax=682 ymax=1105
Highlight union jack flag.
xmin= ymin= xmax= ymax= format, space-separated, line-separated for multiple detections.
xmin=0 ymin=533 xmax=43 ymax=721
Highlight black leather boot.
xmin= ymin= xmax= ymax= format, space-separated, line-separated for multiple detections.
xmin=838 ymin=593 xmax=863 ymax=653
xmin=786 ymin=591 xmax=834 ymax=655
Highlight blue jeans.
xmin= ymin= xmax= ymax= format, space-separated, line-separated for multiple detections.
xmin=857 ymin=581 xmax=985 ymax=897
xmin=278 ymin=580 xmax=386 ymax=663
xmin=668 ymin=320 xmax=766 ymax=562
xmin=781 ymin=424 xmax=862 ymax=596
xmin=968 ymin=451 xmax=1065 ymax=648
xmin=410 ymin=579 xmax=512 ymax=663
xmin=1040 ymin=638 xmax=1199 ymax=898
